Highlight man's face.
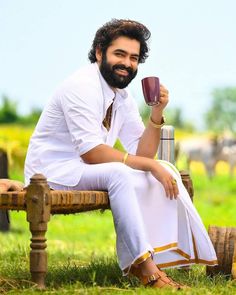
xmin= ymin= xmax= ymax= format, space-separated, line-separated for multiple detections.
xmin=96 ymin=36 xmax=140 ymax=89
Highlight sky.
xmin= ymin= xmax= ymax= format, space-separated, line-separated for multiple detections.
xmin=0 ymin=0 xmax=236 ymax=129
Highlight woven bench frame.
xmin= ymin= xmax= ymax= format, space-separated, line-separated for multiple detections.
xmin=0 ymin=171 xmax=193 ymax=289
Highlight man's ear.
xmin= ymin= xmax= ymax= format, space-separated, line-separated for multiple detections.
xmin=95 ymin=47 xmax=102 ymax=63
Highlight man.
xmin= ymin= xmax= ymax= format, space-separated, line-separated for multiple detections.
xmin=25 ymin=19 xmax=217 ymax=289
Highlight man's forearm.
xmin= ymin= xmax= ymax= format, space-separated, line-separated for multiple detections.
xmin=136 ymin=110 xmax=163 ymax=158
xmin=136 ymin=124 xmax=161 ymax=158
xmin=81 ymin=143 xmax=179 ymax=199
xmin=81 ymin=144 xmax=154 ymax=172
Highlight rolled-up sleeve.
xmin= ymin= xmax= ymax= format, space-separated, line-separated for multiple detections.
xmin=61 ymin=88 xmax=104 ymax=156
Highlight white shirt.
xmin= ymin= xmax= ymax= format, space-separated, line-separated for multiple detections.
xmin=24 ymin=63 xmax=145 ymax=186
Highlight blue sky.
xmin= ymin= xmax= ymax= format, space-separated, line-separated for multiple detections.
xmin=0 ymin=0 xmax=236 ymax=129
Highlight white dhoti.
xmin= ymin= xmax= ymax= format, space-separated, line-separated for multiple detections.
xmin=49 ymin=160 xmax=217 ymax=273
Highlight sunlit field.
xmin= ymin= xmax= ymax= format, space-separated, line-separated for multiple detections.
xmin=0 ymin=124 xmax=236 ymax=294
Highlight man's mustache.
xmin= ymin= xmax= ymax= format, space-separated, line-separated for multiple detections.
xmin=112 ymin=64 xmax=133 ymax=75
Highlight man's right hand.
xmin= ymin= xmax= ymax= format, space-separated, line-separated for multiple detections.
xmin=149 ymin=161 xmax=179 ymax=200
xmin=81 ymin=144 xmax=179 ymax=199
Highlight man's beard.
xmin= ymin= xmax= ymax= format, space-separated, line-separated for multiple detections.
xmin=99 ymin=55 xmax=138 ymax=89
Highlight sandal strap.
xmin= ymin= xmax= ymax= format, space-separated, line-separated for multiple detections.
xmin=141 ymin=272 xmax=161 ymax=285
xmin=140 ymin=271 xmax=183 ymax=289
xmin=129 ymin=266 xmax=186 ymax=289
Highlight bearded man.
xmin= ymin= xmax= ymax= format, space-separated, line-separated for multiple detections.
xmin=25 ymin=19 xmax=217 ymax=290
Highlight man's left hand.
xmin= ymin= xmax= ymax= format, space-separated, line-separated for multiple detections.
xmin=150 ymin=84 xmax=169 ymax=122
xmin=154 ymin=84 xmax=169 ymax=111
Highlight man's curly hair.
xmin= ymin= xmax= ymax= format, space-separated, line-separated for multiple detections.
xmin=88 ymin=19 xmax=151 ymax=64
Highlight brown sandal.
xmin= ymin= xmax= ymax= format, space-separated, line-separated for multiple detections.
xmin=130 ymin=265 xmax=186 ymax=290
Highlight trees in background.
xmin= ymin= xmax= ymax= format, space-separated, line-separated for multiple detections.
xmin=0 ymin=95 xmax=18 ymax=123
xmin=205 ymin=87 xmax=236 ymax=134
xmin=140 ymin=104 xmax=195 ymax=131
xmin=141 ymin=86 xmax=236 ymax=134
xmin=0 ymin=95 xmax=41 ymax=125
xmin=1 ymin=86 xmax=236 ymax=133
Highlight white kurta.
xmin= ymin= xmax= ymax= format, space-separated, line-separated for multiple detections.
xmin=24 ymin=63 xmax=217 ymax=273
xmin=24 ymin=63 xmax=144 ymax=186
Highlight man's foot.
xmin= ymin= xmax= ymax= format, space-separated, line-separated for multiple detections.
xmin=130 ymin=265 xmax=186 ymax=290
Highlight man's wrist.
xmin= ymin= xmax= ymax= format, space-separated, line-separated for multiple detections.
xmin=149 ymin=116 xmax=166 ymax=128
xmin=150 ymin=110 xmax=163 ymax=124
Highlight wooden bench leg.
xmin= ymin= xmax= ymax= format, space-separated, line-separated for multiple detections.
xmin=0 ymin=149 xmax=10 ymax=232
xmin=179 ymin=170 xmax=194 ymax=271
xmin=180 ymin=170 xmax=194 ymax=202
xmin=26 ymin=174 xmax=51 ymax=289
xmin=0 ymin=210 xmax=10 ymax=231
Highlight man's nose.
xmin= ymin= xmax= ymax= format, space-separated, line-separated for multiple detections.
xmin=122 ymin=56 xmax=132 ymax=68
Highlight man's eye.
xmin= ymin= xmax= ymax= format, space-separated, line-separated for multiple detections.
xmin=131 ymin=57 xmax=138 ymax=62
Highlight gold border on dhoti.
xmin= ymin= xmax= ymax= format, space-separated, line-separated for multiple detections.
xmin=131 ymin=238 xmax=217 ymax=270
xmin=132 ymin=242 xmax=186 ymax=266
xmin=153 ymin=242 xmax=178 ymax=252
xmin=133 ymin=251 xmax=152 ymax=265
xmin=173 ymin=248 xmax=191 ymax=259
xmin=153 ymin=242 xmax=191 ymax=260
xmin=157 ymin=258 xmax=218 ymax=268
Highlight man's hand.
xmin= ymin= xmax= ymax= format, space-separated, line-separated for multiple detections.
xmin=150 ymin=84 xmax=169 ymax=123
xmin=150 ymin=161 xmax=179 ymax=200
xmin=136 ymin=83 xmax=170 ymax=158
xmin=82 ymin=145 xmax=179 ymax=200
xmin=156 ymin=83 xmax=169 ymax=110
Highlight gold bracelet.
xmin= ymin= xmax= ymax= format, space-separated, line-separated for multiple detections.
xmin=149 ymin=116 xmax=166 ymax=129
xmin=123 ymin=152 xmax=129 ymax=165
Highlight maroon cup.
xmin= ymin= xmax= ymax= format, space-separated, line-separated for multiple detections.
xmin=141 ymin=76 xmax=160 ymax=106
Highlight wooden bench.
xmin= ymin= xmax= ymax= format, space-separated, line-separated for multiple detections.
xmin=0 ymin=171 xmax=193 ymax=289
xmin=0 ymin=126 xmax=194 ymax=289
xmin=0 ymin=149 xmax=10 ymax=231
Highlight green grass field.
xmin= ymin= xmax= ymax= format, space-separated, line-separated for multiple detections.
xmin=0 ymin=172 xmax=236 ymax=294
xmin=0 ymin=125 xmax=236 ymax=293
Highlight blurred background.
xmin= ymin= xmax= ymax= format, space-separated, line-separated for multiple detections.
xmin=0 ymin=0 xmax=236 ymax=212
xmin=1 ymin=0 xmax=236 ymax=181
xmin=0 ymin=2 xmax=235 ymax=292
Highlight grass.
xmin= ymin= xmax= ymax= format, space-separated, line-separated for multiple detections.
xmin=1 ymin=213 xmax=236 ymax=294
xmin=189 ymin=171 xmax=236 ymax=228
xmin=0 ymin=170 xmax=236 ymax=294
xmin=0 ymin=124 xmax=236 ymax=293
